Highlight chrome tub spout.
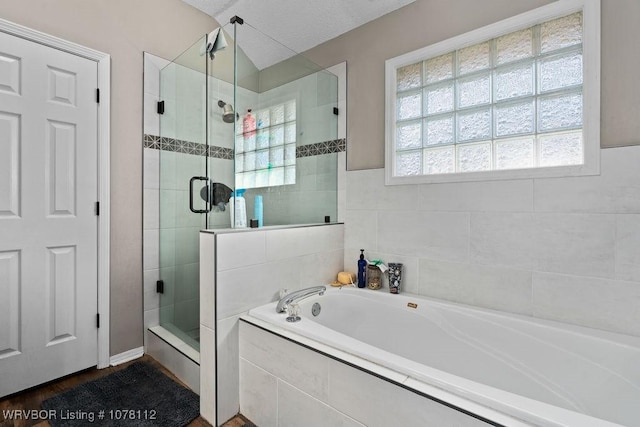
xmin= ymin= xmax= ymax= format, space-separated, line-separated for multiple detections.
xmin=276 ymin=285 xmax=326 ymax=313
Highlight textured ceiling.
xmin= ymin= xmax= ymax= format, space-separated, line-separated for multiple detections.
xmin=182 ymin=0 xmax=415 ymax=69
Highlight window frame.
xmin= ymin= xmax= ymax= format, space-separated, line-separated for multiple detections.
xmin=385 ymin=0 xmax=600 ymax=185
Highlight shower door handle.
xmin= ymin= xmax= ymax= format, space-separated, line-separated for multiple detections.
xmin=189 ymin=176 xmax=211 ymax=214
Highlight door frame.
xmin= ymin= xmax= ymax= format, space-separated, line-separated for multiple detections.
xmin=0 ymin=18 xmax=111 ymax=369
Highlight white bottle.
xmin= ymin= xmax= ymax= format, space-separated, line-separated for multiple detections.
xmin=229 ymin=189 xmax=247 ymax=228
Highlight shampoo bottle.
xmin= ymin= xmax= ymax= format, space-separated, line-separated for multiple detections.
xmin=254 ymin=195 xmax=263 ymax=227
xmin=229 ymin=189 xmax=247 ymax=228
xmin=242 ymin=109 xmax=256 ymax=137
xmin=357 ymin=249 xmax=367 ymax=288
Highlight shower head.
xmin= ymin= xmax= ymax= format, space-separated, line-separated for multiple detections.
xmin=218 ymin=100 xmax=237 ymax=123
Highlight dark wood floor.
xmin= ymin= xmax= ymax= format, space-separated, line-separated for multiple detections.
xmin=0 ymin=355 xmax=252 ymax=427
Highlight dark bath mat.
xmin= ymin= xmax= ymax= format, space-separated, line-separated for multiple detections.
xmin=41 ymin=361 xmax=199 ymax=427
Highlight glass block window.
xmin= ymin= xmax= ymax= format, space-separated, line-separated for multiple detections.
xmin=386 ymin=2 xmax=599 ymax=183
xmin=235 ymin=100 xmax=296 ymax=188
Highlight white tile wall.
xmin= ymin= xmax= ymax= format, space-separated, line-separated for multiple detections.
xmin=143 ymin=229 xmax=159 ymax=271
xmin=297 ymin=250 xmax=344 ymax=289
xmin=377 ymin=210 xmax=470 ymax=262
xmin=328 ymin=360 xmax=485 ymax=427
xmin=346 ymin=168 xmax=422 ymax=212
xmin=159 ymin=151 xmax=177 ymax=190
xmin=200 ymin=325 xmax=216 ymax=422
xmin=240 ymin=318 xmax=330 ymax=401
xmin=144 ymin=93 xmax=160 ymax=136
xmin=143 ymin=189 xmax=159 ymax=230
xmin=469 ymin=212 xmax=538 ymax=270
xmin=265 ymin=225 xmax=343 ymax=261
xmin=146 ymin=331 xmax=200 ymax=394
xmin=217 ymin=231 xmax=267 ymax=271
xmin=158 ymin=228 xmax=175 ymax=268
xmin=239 ymin=322 xmax=486 ymax=427
xmin=216 ymin=315 xmax=241 ymax=423
xmin=144 ymin=148 xmax=159 ymax=190
xmin=337 ymin=152 xmax=347 ymax=223
xmin=534 ymin=213 xmax=616 ymax=278
xmin=143 ymin=308 xmax=159 ymax=333
xmin=418 ymin=259 xmax=533 ymax=315
xmin=616 ymin=214 xmax=640 ymax=282
xmin=216 ymin=260 xmax=297 ymax=320
xmin=421 ymin=179 xmax=534 ymax=212
xmin=534 ymin=147 xmax=640 ymax=214
xmin=277 ymin=381 xmax=364 ymax=427
xmin=143 ymin=269 xmax=160 ymax=312
xmin=532 ymin=272 xmax=640 ymax=336
xmin=344 ymin=210 xmax=378 ymax=252
xmin=239 ymin=359 xmax=277 ymax=427
xmin=344 ymin=145 xmax=640 ymax=337
xmin=199 ymin=233 xmax=216 ymax=330
xmin=200 ymin=224 xmax=344 ymax=426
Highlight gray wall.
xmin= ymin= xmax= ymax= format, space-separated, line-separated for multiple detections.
xmin=0 ymin=0 xmax=218 ymax=356
xmin=304 ymin=0 xmax=640 ymax=170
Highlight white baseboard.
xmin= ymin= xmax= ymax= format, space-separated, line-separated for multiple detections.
xmin=109 ymin=346 xmax=144 ymax=367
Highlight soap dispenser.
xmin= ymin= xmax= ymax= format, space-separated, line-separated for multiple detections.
xmin=357 ymin=249 xmax=367 ymax=288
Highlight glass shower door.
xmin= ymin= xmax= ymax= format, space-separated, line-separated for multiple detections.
xmin=158 ymin=36 xmax=209 ymax=351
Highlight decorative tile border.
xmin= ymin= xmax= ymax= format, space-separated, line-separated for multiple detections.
xmin=143 ymin=134 xmax=233 ymax=159
xmin=296 ymin=139 xmax=346 ymax=158
xmin=143 ymin=135 xmax=345 ymax=160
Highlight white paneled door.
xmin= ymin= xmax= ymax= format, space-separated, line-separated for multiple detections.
xmin=0 ymin=31 xmax=98 ymax=397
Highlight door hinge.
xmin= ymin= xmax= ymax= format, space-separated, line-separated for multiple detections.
xmin=96 ymin=313 xmax=100 ymax=328
xmin=95 ymin=201 xmax=100 ymax=216
xmin=333 ymin=107 xmax=339 ymax=115
xmin=156 ymin=280 xmax=164 ymax=294
xmin=157 ymin=101 xmax=165 ymax=115
xmin=96 ymin=88 xmax=100 ymax=103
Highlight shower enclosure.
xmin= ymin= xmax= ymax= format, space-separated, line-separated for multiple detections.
xmin=156 ymin=18 xmax=339 ymax=353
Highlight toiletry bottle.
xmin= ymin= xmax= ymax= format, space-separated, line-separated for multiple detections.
xmin=254 ymin=195 xmax=263 ymax=227
xmin=357 ymin=249 xmax=367 ymax=288
xmin=229 ymin=189 xmax=247 ymax=228
xmin=235 ymin=189 xmax=247 ymax=227
xmin=229 ymin=191 xmax=235 ymax=227
xmin=242 ymin=109 xmax=256 ymax=137
xmin=389 ymin=263 xmax=403 ymax=294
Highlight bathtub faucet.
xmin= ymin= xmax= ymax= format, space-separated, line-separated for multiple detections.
xmin=276 ymin=286 xmax=326 ymax=313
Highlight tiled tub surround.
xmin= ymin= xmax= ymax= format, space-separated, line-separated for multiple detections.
xmin=199 ymin=224 xmax=345 ymax=425
xmin=344 ymin=145 xmax=640 ymax=338
xmin=239 ymin=321 xmax=489 ymax=427
xmin=243 ymin=288 xmax=640 ymax=427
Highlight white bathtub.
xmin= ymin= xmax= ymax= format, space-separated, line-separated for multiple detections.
xmin=245 ymin=287 xmax=640 ymax=427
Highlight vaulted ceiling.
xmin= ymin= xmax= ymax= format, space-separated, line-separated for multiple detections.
xmin=182 ymin=0 xmax=415 ymax=69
